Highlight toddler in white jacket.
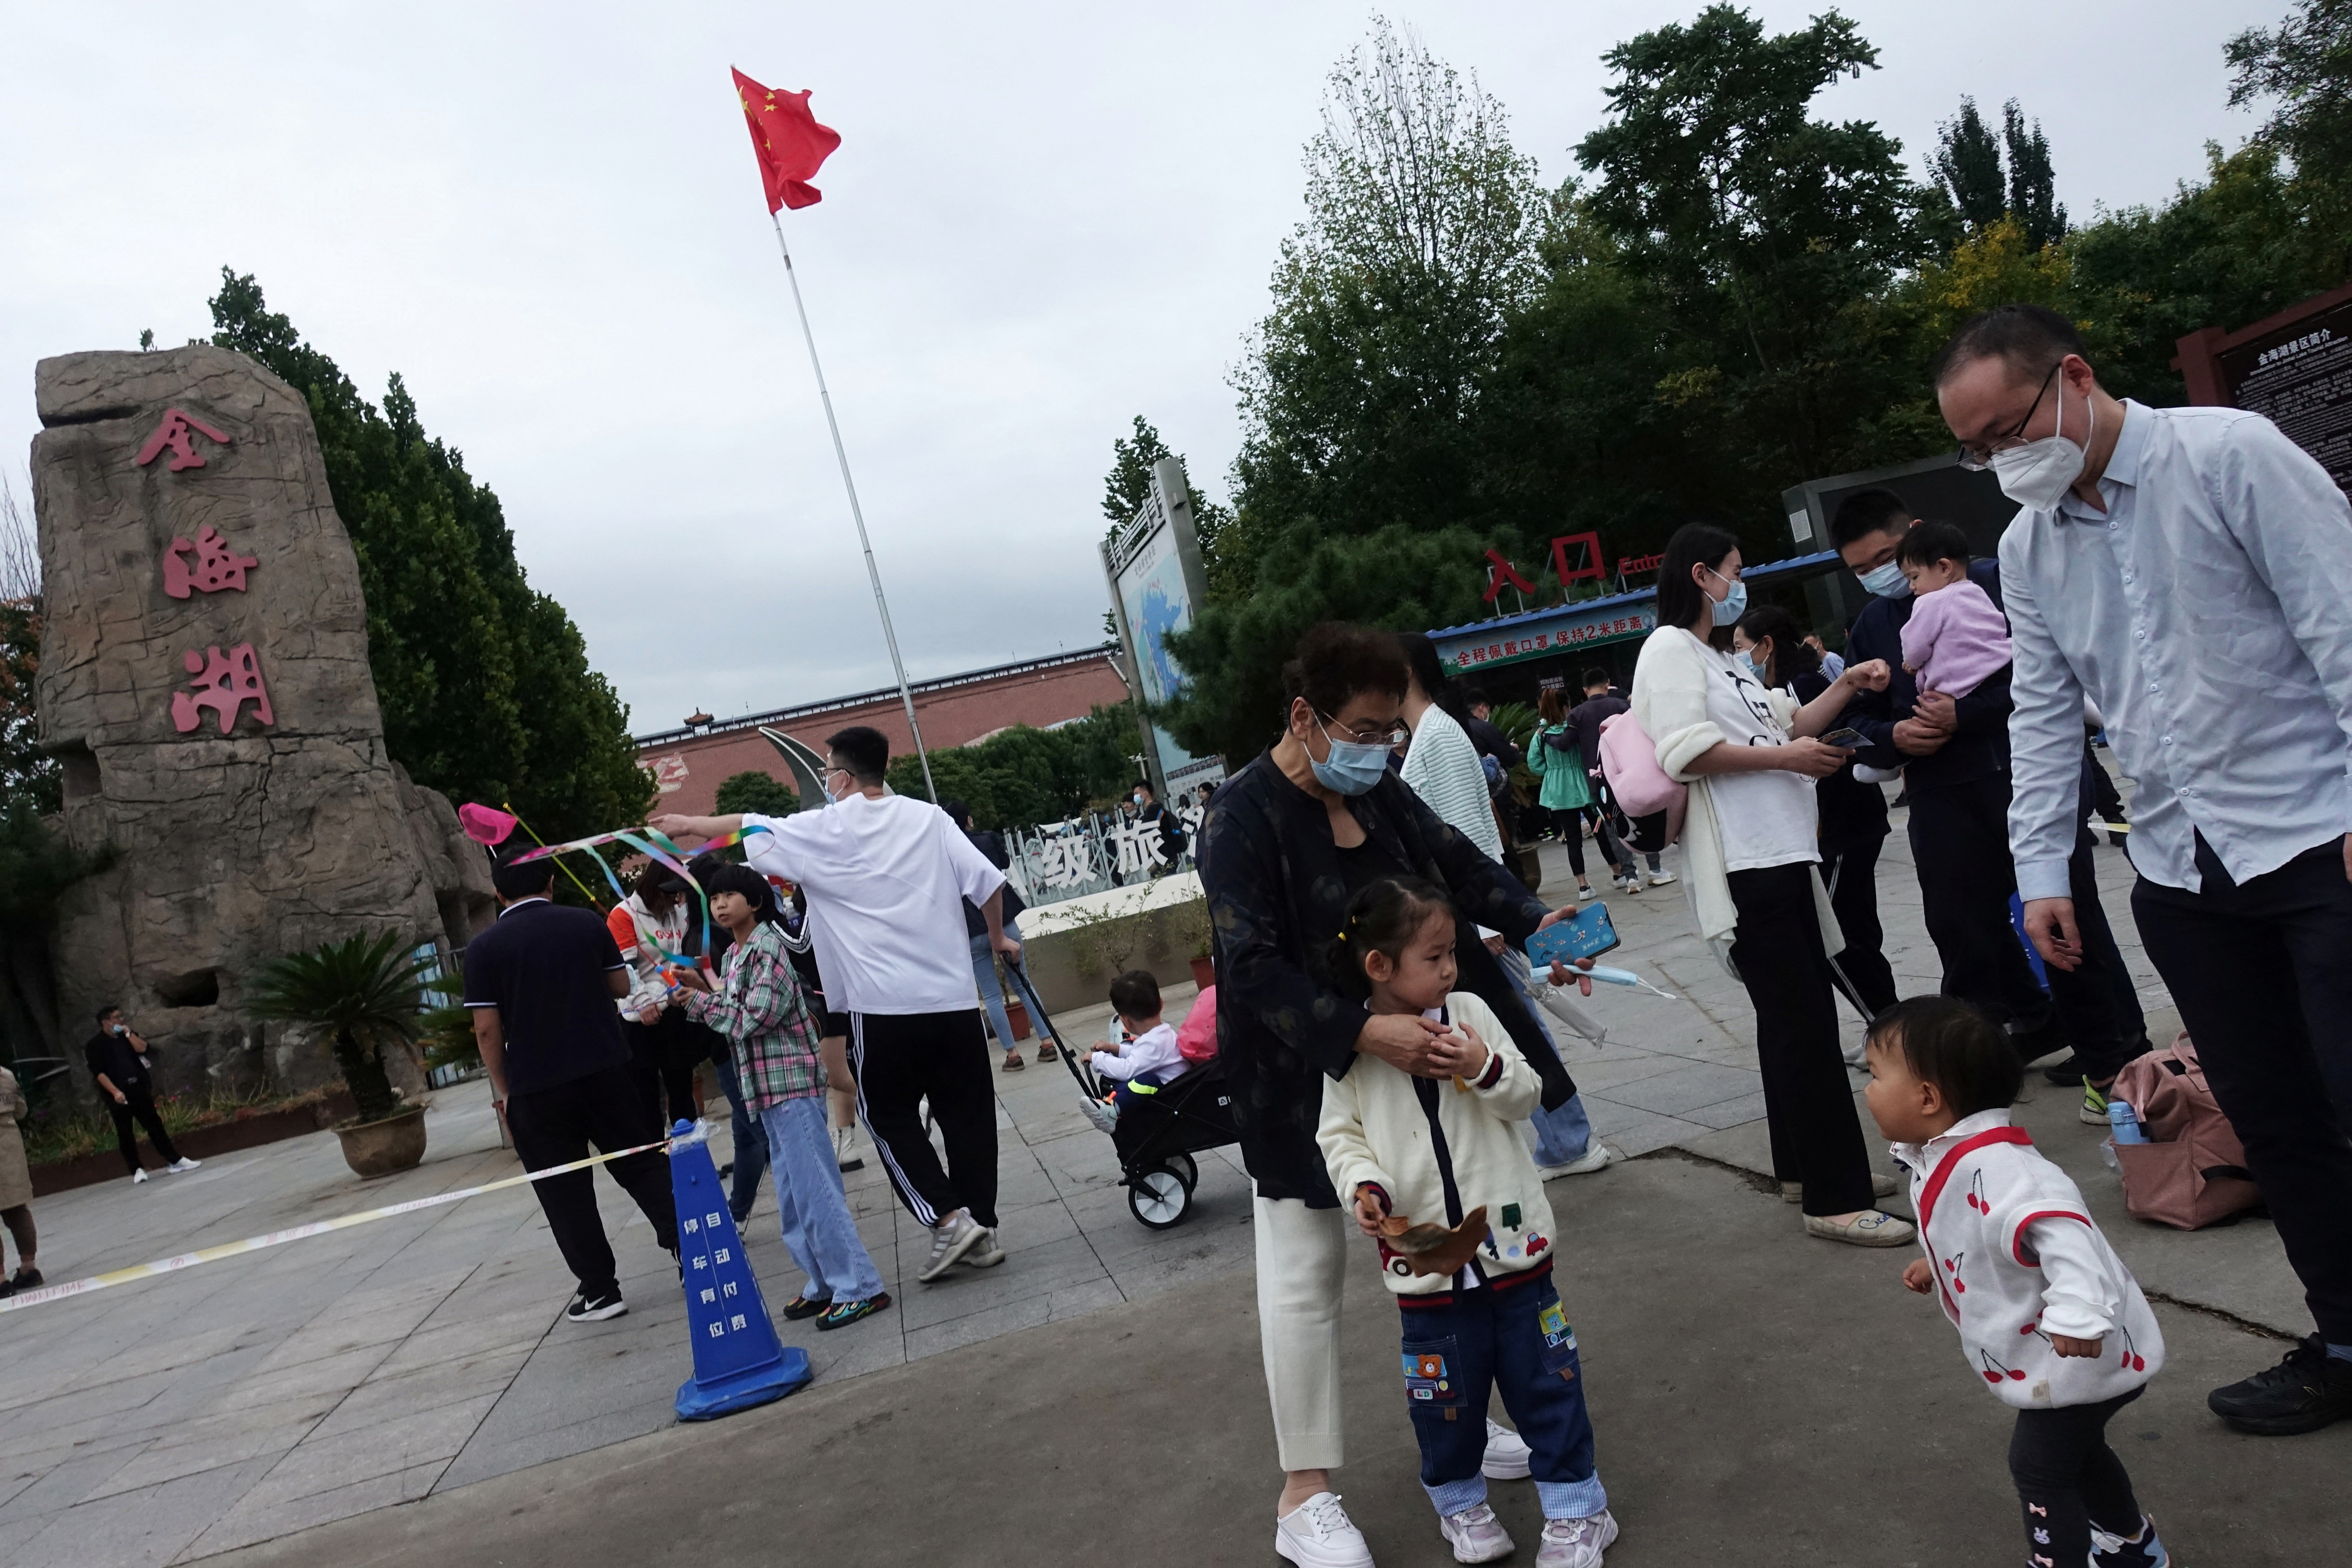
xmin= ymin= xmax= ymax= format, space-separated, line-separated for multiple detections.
xmin=1317 ymin=875 xmax=1617 ymax=1568
xmin=1865 ymin=995 xmax=2168 ymax=1568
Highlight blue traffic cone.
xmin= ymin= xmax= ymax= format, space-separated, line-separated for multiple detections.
xmin=669 ymin=1118 xmax=811 ymax=1421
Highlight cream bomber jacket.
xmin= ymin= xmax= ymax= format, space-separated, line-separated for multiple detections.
xmin=1316 ymin=991 xmax=1559 ymax=1296
xmin=1629 ymin=626 xmax=1844 ymax=968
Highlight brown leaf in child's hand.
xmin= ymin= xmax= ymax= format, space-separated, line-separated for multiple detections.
xmin=1379 ymin=1214 xmax=1412 ymax=1237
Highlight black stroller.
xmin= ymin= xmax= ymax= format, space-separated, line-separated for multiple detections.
xmin=1003 ymin=958 xmax=1240 ymax=1230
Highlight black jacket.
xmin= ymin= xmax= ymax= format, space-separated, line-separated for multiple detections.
xmin=960 ymin=826 xmax=1025 ymax=937
xmin=1791 ymin=669 xmax=1890 ymax=856
xmin=1197 ymin=750 xmax=1574 ymax=1207
xmin=1563 ymin=690 xmax=1628 ymax=782
xmin=1840 ymin=558 xmax=2014 ymax=795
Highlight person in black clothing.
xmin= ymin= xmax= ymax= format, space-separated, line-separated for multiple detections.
xmin=84 ymin=1008 xmax=197 ymax=1182
xmin=943 ymin=799 xmax=1041 ymax=1070
xmin=1734 ymin=606 xmax=1897 ymax=1023
xmin=465 ymin=850 xmax=678 ymax=1323
xmin=1563 ymin=668 xmax=1671 ymax=889
xmin=1830 ymin=489 xmax=2150 ymax=1097
xmin=1197 ymin=622 xmax=1590 ymax=1562
xmin=1131 ymin=779 xmax=1185 ymax=873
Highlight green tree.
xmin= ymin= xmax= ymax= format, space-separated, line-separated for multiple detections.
xmin=1932 ymin=98 xmax=2006 ymax=228
xmin=882 ymin=704 xmax=1141 ymax=829
xmin=714 ymin=770 xmax=799 ymax=816
xmin=208 ymin=270 xmax=650 ymax=840
xmin=1574 ymin=5 xmax=1930 ymax=488
xmin=249 ymin=931 xmax=446 ymax=1125
xmin=2002 ymin=101 xmax=2067 ymax=249
xmin=2230 ymin=0 xmax=2352 ymax=172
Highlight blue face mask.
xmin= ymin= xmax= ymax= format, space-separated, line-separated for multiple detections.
xmin=1707 ymin=570 xmax=1747 ymax=627
xmin=1858 ymin=560 xmax=1911 ymax=599
xmin=1734 ymin=650 xmax=1758 ymax=677
xmin=1310 ymin=717 xmax=1393 ymax=796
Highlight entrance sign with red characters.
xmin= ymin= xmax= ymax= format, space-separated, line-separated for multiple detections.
xmin=162 ymin=524 xmax=260 ymax=598
xmin=171 ymin=643 xmax=275 ymax=734
xmin=135 ymin=407 xmax=233 ymax=472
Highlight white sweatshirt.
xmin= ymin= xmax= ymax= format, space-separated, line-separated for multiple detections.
xmin=1893 ymin=1109 xmax=2164 ymax=1411
xmin=1317 ymin=992 xmax=1558 ymax=1297
xmin=1093 ymin=1022 xmax=1185 ymax=1083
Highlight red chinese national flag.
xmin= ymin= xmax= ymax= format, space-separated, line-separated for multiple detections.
xmin=732 ymin=67 xmax=840 ymax=212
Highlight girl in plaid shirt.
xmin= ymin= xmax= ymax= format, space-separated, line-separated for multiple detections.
xmin=681 ymin=864 xmax=891 ymax=1331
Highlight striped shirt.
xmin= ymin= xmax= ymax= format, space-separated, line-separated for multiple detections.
xmin=1400 ymin=706 xmax=1504 ymax=861
xmin=681 ymin=921 xmax=826 ymax=1110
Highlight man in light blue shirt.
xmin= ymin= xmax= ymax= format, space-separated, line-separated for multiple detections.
xmin=1938 ymin=303 xmax=2352 ymax=1439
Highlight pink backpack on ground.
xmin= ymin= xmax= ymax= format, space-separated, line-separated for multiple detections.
xmin=1176 ymin=984 xmax=1219 ymax=1065
xmin=2108 ymin=1032 xmax=2263 ymax=1231
xmin=1597 ymin=711 xmax=1687 ymax=845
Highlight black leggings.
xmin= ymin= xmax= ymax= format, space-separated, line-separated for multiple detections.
xmin=2010 ymin=1387 xmax=2144 ymax=1564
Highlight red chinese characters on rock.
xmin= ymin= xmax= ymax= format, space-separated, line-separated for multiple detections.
xmin=170 ymin=643 xmax=274 ymax=735
xmin=135 ymin=408 xmax=233 ymax=473
xmin=162 ymin=525 xmax=260 ymax=598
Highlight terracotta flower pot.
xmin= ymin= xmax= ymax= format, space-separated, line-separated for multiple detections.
xmin=335 ymin=1105 xmax=429 ymax=1178
xmin=1189 ymin=955 xmax=1216 ymax=991
xmin=1004 ymin=998 xmax=1035 ymax=1042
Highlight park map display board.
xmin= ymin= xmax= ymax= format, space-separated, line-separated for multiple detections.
xmin=2177 ymin=281 xmax=2352 ymax=498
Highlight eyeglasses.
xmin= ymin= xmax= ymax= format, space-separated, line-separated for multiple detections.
xmin=1955 ymin=361 xmax=2060 ymax=470
xmin=1317 ymin=709 xmax=1409 ymax=748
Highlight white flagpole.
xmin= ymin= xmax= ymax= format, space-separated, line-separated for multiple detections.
xmin=768 ymin=211 xmax=938 ymax=802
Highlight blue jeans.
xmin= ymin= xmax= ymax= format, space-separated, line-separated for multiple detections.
xmin=1401 ymin=1272 xmax=1607 ymax=1521
xmin=971 ymin=916 xmax=1024 ymax=1054
xmin=1503 ymin=946 xmax=1593 ymax=1167
xmin=707 ymin=1045 xmax=768 ymax=1217
xmin=757 ymin=1096 xmax=885 ymax=1305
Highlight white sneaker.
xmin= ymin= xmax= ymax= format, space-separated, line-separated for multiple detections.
xmin=832 ymin=1126 xmax=864 ymax=1173
xmin=959 ymin=1228 xmax=1006 ymax=1268
xmin=1576 ymin=884 xmax=1597 ymax=901
xmin=131 ymin=1168 xmax=149 ymax=1185
xmin=1646 ymin=869 xmax=1677 ymax=887
xmin=1481 ymin=1417 xmax=1532 ymax=1479
xmin=1613 ymin=873 xmax=1641 ymax=894
xmin=167 ymin=1158 xmax=201 ymax=1173
xmin=918 ymin=1209 xmax=987 ymax=1281
xmin=1803 ymin=1209 xmax=1916 ymax=1247
xmin=1275 ymin=1492 xmax=1375 ymax=1568
xmin=1535 ymin=1145 xmax=1613 ymax=1180
xmin=1439 ymin=1501 xmax=1515 ymax=1562
xmin=1536 ymin=1510 xmax=1618 ymax=1568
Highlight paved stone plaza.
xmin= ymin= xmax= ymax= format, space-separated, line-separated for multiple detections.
xmin=0 ymin=773 xmax=2336 ymax=1565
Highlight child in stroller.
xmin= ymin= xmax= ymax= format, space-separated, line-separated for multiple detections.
xmin=1083 ymin=971 xmax=1188 ymax=1132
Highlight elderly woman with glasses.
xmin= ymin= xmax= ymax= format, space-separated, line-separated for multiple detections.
xmin=1196 ymin=621 xmax=1589 ymax=1568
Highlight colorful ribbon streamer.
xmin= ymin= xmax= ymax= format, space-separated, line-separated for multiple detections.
xmin=509 ymin=823 xmax=774 ymax=972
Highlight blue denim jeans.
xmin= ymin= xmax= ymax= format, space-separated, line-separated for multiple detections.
xmin=971 ymin=916 xmax=1024 ymax=1054
xmin=1400 ymin=1272 xmax=1607 ymax=1521
xmin=707 ymin=1044 xmax=767 ymax=1217
xmin=1502 ymin=945 xmax=1593 ymax=1167
xmin=757 ymin=1096 xmax=885 ymax=1305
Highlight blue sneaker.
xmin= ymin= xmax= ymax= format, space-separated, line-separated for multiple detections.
xmin=2091 ymin=1514 xmax=2168 ymax=1567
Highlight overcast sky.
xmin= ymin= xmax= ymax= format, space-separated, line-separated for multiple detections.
xmin=2 ymin=1 xmax=2287 ymax=737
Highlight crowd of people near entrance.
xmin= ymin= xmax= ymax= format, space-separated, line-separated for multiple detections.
xmin=304 ymin=298 xmax=2352 ymax=1568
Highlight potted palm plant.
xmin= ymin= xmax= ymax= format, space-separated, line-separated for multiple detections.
xmin=250 ymin=931 xmax=447 ymax=1178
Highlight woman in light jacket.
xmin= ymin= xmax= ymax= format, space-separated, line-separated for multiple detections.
xmin=1629 ymin=523 xmax=1914 ymax=1248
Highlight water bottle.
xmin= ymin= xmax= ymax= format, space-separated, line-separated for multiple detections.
xmin=2108 ymin=1098 xmax=2148 ymax=1145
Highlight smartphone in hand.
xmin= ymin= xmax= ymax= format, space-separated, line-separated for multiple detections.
xmin=1527 ymin=903 xmax=1620 ymax=969
xmin=1821 ymin=727 xmax=1865 ymax=750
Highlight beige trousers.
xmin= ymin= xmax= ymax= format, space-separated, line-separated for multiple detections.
xmin=1253 ymin=1194 xmax=1351 ymax=1472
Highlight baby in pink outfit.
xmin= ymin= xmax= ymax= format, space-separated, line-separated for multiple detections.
xmin=1896 ymin=520 xmax=2012 ymax=698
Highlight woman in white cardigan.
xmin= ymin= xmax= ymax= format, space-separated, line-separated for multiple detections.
xmin=1629 ymin=524 xmax=1917 ymax=1248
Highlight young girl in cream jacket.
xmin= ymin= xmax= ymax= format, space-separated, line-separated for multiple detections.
xmin=1317 ymin=874 xmax=1618 ymax=1568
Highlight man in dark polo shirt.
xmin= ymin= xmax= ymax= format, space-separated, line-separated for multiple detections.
xmin=466 ymin=851 xmax=678 ymax=1322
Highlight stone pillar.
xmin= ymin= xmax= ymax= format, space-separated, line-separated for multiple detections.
xmin=31 ymin=345 xmax=494 ymax=1097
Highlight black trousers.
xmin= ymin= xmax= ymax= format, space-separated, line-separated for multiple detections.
xmin=1821 ymin=836 xmax=1898 ymax=1020
xmin=851 ymin=1008 xmax=997 ymax=1228
xmin=1905 ymin=776 xmax=2144 ymax=1072
xmin=106 ymin=1086 xmax=181 ymax=1173
xmin=2009 ymin=1387 xmax=2144 ymax=1565
xmin=2132 ymin=835 xmax=2352 ymax=1345
xmin=1727 ymin=863 xmax=1874 ymax=1216
xmin=505 ymin=1065 xmax=677 ymax=1297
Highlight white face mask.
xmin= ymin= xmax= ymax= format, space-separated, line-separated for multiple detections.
xmin=1990 ymin=378 xmax=2094 ymax=511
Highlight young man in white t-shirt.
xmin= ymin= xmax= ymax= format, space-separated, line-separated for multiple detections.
xmin=655 ymin=726 xmax=1021 ymax=1282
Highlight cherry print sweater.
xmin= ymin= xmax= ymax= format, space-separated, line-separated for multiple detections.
xmin=1317 ymin=992 xmax=1558 ymax=1297
xmin=1892 ymin=1109 xmax=2164 ymax=1411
